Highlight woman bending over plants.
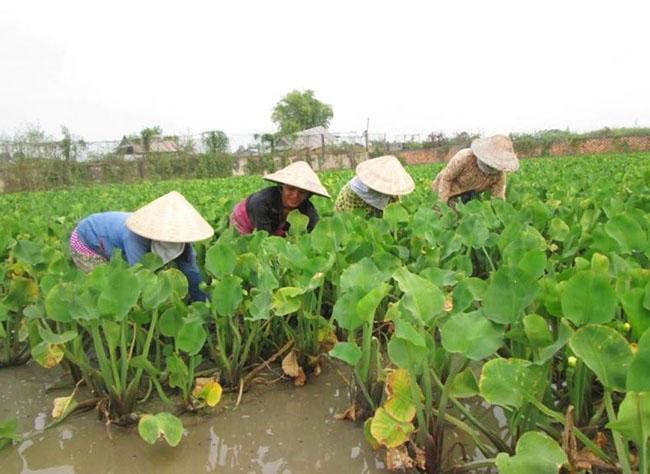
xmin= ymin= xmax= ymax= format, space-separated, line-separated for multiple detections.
xmin=69 ymin=191 xmax=213 ymax=302
xmin=431 ymin=134 xmax=519 ymax=207
xmin=334 ymin=155 xmax=415 ymax=217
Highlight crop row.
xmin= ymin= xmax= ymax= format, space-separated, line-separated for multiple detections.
xmin=1 ymin=153 xmax=649 ymax=472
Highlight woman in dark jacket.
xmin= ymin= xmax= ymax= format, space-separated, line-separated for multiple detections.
xmin=230 ymin=161 xmax=330 ymax=236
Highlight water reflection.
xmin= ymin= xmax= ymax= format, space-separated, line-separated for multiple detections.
xmin=0 ymin=362 xmax=387 ymax=473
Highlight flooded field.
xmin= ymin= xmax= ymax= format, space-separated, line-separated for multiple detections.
xmin=0 ymin=362 xmax=387 ymax=473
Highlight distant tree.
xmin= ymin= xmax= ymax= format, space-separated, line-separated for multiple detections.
xmin=12 ymin=123 xmax=53 ymax=160
xmin=202 ymin=130 xmax=229 ymax=154
xmin=14 ymin=123 xmax=50 ymax=144
xmin=140 ymin=126 xmax=163 ymax=153
xmin=60 ymin=126 xmax=85 ymax=161
xmin=271 ymin=89 xmax=333 ymax=136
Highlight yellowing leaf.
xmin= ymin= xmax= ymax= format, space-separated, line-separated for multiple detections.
xmin=192 ymin=377 xmax=223 ymax=407
xmin=294 ymin=367 xmax=306 ymax=386
xmin=444 ymin=293 xmax=454 ymax=312
xmin=45 ymin=344 xmax=64 ymax=368
xmin=383 ymin=369 xmax=421 ymax=422
xmin=33 ymin=342 xmax=65 ymax=369
xmin=370 ymin=407 xmax=414 ymax=448
xmin=52 ymin=396 xmax=75 ymax=419
xmin=281 ymin=350 xmax=301 ymax=378
xmin=317 ymin=326 xmax=337 ymax=353
xmin=336 ymin=402 xmax=360 ymax=422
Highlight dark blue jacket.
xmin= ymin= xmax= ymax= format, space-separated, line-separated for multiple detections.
xmin=76 ymin=212 xmax=207 ymax=302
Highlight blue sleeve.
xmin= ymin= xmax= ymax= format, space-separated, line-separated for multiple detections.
xmin=121 ymin=231 xmax=150 ymax=265
xmin=175 ymin=244 xmax=208 ymax=302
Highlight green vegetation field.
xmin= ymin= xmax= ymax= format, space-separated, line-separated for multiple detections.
xmin=1 ymin=152 xmax=650 ymax=473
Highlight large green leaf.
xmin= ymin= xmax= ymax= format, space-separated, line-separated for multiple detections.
xmin=569 ymin=324 xmax=633 ymax=392
xmin=452 ymin=277 xmax=487 ymax=313
xmin=495 ymin=431 xmax=567 ymax=474
xmin=393 ymin=267 xmax=444 ymax=325
xmin=205 ymin=242 xmax=237 ymax=279
xmin=440 ymin=311 xmax=503 ymax=360
xmin=456 ymin=214 xmax=489 ymax=249
xmin=162 ymin=268 xmax=188 ymax=300
xmin=356 ymin=283 xmax=391 ymax=325
xmin=387 ymin=336 xmax=428 ymax=375
xmin=175 ymin=317 xmax=207 ymax=356
xmin=383 ymin=203 xmax=409 ymax=229
xmin=605 ymin=213 xmax=647 ymax=254
xmin=97 ymin=266 xmax=140 ymax=321
xmin=271 ymin=287 xmax=304 ymax=316
xmin=560 ymin=270 xmax=616 ymax=325
xmin=37 ymin=325 xmax=77 ymax=345
xmin=522 ymin=314 xmax=553 ymax=348
xmin=329 ymin=342 xmax=362 ymax=366
xmin=479 ymin=358 xmax=546 ymax=408
xmin=166 ymin=353 xmax=189 ymax=390
xmin=13 ymin=240 xmax=44 ymax=265
xmin=159 ymin=304 xmax=187 ymax=338
xmin=339 ymin=258 xmax=387 ymax=294
xmin=516 ymin=250 xmax=547 ymax=280
xmin=246 ymin=289 xmax=273 ymax=321
xmin=332 ymin=289 xmax=364 ymax=333
xmin=140 ymin=271 xmax=172 ymax=310
xmin=548 ymin=217 xmax=570 ymax=242
xmin=44 ymin=283 xmax=75 ymax=322
xmin=394 ymin=319 xmax=425 ymax=348
xmin=286 ymin=210 xmax=309 ymax=235
xmin=482 ymin=267 xmax=538 ymax=324
xmin=449 ymin=368 xmax=479 ymax=398
xmin=212 ymin=275 xmax=243 ymax=317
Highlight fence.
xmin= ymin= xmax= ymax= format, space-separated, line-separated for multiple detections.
xmin=0 ymin=130 xmax=408 ymax=192
xmin=3 ymin=129 xmax=648 ymax=193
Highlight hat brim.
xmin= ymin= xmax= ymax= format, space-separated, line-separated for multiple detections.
xmin=263 ymin=161 xmax=331 ymax=198
xmin=126 ymin=191 xmax=214 ymax=243
xmin=355 ymin=156 xmax=415 ymax=195
xmin=471 ymin=136 xmax=519 ymax=171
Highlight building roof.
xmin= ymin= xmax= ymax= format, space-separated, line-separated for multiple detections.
xmin=117 ymin=136 xmax=179 ymax=154
xmin=288 ymin=126 xmax=337 ymax=150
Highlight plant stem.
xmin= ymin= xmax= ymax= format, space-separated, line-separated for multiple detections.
xmin=481 ymin=246 xmax=495 ymax=272
xmin=523 ymin=391 xmax=614 ymax=464
xmin=119 ymin=319 xmax=128 ymax=391
xmin=407 ymin=370 xmax=429 ymax=449
xmin=604 ymin=390 xmax=632 ymax=474
xmin=353 ymin=366 xmax=376 ymax=412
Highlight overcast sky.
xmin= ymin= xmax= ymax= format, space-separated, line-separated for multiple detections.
xmin=1 ymin=0 xmax=649 ymax=143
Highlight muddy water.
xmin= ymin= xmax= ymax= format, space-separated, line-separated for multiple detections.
xmin=0 ymin=362 xmax=387 ymax=473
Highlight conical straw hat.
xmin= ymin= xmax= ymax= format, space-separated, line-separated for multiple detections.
xmin=126 ymin=191 xmax=214 ymax=243
xmin=471 ymin=135 xmax=519 ymax=171
xmin=355 ymin=155 xmax=415 ymax=196
xmin=264 ymin=161 xmax=330 ymax=198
